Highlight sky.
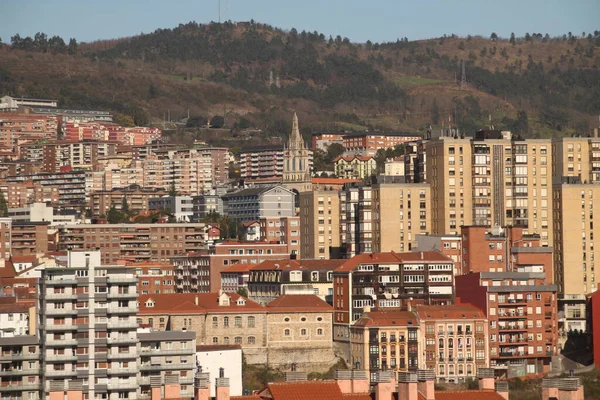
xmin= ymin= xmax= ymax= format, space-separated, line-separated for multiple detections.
xmin=0 ymin=0 xmax=598 ymax=44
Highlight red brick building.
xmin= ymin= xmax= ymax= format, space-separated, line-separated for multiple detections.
xmin=456 ymin=272 xmax=558 ymax=377
xmin=259 ymin=216 xmax=301 ymax=257
xmin=122 ymin=262 xmax=176 ymax=295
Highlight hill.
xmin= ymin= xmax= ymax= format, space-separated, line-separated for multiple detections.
xmin=1 ymin=23 xmax=600 ymax=143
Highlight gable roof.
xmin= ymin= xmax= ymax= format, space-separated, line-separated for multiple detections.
xmin=413 ymin=304 xmax=486 ymax=320
xmin=334 ymin=251 xmax=452 ymax=273
xmin=264 ymin=380 xmax=348 ymax=400
xmin=252 ymin=259 xmax=346 ymax=271
xmin=267 ymin=295 xmax=333 ymax=312
xmin=353 ymin=310 xmax=418 ymax=327
xmin=434 ymin=390 xmax=507 ymax=400
xmin=137 ymin=292 xmax=265 ymax=315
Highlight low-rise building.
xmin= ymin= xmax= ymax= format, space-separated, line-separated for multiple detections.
xmin=126 ymin=262 xmax=176 ymax=295
xmin=333 ymin=155 xmax=377 ymax=180
xmin=414 ymin=233 xmax=462 ymax=276
xmin=10 ymin=222 xmax=49 ymax=257
xmin=220 ymin=263 xmax=253 ymax=293
xmin=0 ymin=298 xmax=35 ymax=337
xmin=90 ymin=184 xmax=167 ymax=218
xmin=222 ymin=186 xmax=295 ymax=222
xmin=148 ymin=195 xmax=194 ymax=222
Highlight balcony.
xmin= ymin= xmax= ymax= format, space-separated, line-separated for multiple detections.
xmin=44 ymin=278 xmax=77 ymax=285
xmin=107 ymin=336 xmax=138 ymax=344
xmin=45 ymin=308 xmax=77 ymax=316
xmin=0 ymin=353 xmax=38 ymax=361
xmin=0 ymin=368 xmax=39 ymax=376
xmin=140 ymin=348 xmax=194 ymax=356
xmin=107 ymin=352 xmax=138 ymax=360
xmin=107 ymin=292 xmax=137 ymax=299
xmin=0 ymin=384 xmax=41 ymax=392
xmin=107 ymin=306 xmax=138 ymax=314
xmin=498 ymin=351 xmax=527 ymax=358
xmin=107 ymin=320 xmax=138 ymax=329
xmin=107 ymin=367 xmax=138 ymax=375
xmin=45 ymin=338 xmax=78 ymax=346
xmin=104 ymin=381 xmax=138 ymax=390
xmin=45 ymin=369 xmax=77 ymax=377
xmin=45 ymin=354 xmax=78 ymax=362
xmin=139 ymin=363 xmax=191 ymax=372
xmin=45 ymin=293 xmax=77 ymax=300
xmin=107 ymin=277 xmax=137 ymax=284
xmin=44 ymin=323 xmax=78 ymax=331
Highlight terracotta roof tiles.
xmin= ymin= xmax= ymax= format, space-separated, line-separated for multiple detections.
xmin=252 ymin=259 xmax=346 ymax=271
xmin=413 ymin=304 xmax=486 ymax=320
xmin=137 ymin=292 xmax=265 ymax=315
xmin=266 ymin=295 xmax=333 ymax=312
xmin=354 ymin=311 xmax=418 ymax=327
xmin=435 ymin=390 xmax=506 ymax=400
xmin=266 ymin=380 xmax=346 ymax=400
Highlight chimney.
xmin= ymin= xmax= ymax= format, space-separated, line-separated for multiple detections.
xmin=398 ymin=372 xmax=419 ymax=400
xmin=417 ymin=370 xmax=436 ymax=400
xmin=374 ymin=371 xmax=396 ymax=400
xmin=335 ymin=370 xmax=353 ymax=394
xmin=216 ymin=368 xmax=230 ymax=400
xmin=477 ymin=368 xmax=495 ymax=391
xmin=495 ymin=381 xmax=509 ymax=400
xmin=352 ymin=370 xmax=370 ymax=393
xmin=194 ymin=372 xmax=210 ymax=400
xmin=542 ymin=378 xmax=583 ymax=400
xmin=164 ymin=375 xmax=181 ymax=399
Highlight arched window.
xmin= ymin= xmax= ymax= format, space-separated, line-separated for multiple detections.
xmin=212 ymin=317 xmax=218 ymax=327
xmin=317 ymin=328 xmax=324 ymax=336
xmin=212 ymin=337 xmax=218 ymax=344
xmin=223 ymin=317 xmax=229 ymax=327
xmin=148 ymin=318 xmax=154 ymax=325
xmin=448 ymin=338 xmax=454 ymax=349
xmin=248 ymin=336 xmax=256 ymax=345
xmin=439 ymin=338 xmax=444 ymax=348
xmin=300 ymin=329 xmax=307 ymax=336
xmin=382 ymin=346 xmax=387 ymax=355
xmin=159 ymin=318 xmax=165 ymax=323
xmin=234 ymin=316 xmax=242 ymax=327
xmin=223 ymin=337 xmax=230 ymax=344
xmin=317 ymin=317 xmax=323 ymax=322
xmin=247 ymin=316 xmax=255 ymax=327
xmin=136 ymin=318 xmax=142 ymax=325
xmin=300 ymin=317 xmax=307 ymax=322
xmin=284 ymin=329 xmax=291 ymax=336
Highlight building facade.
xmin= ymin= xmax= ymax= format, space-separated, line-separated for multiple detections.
xmin=300 ymin=189 xmax=341 ymax=259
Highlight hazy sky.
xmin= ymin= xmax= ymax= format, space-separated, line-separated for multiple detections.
xmin=0 ymin=0 xmax=597 ymax=44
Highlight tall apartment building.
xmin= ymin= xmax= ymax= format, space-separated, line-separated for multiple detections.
xmin=372 ymin=183 xmax=431 ymax=253
xmin=10 ymin=222 xmax=49 ymax=257
xmin=192 ymin=194 xmax=223 ymax=221
xmin=5 ymin=170 xmax=86 ymax=210
xmin=427 ymin=131 xmax=552 ymax=246
xmin=0 ymin=160 xmax=41 ymax=179
xmin=456 ymin=272 xmax=558 ymax=377
xmin=0 ymin=335 xmax=42 ymax=397
xmin=57 ymin=223 xmax=208 ymax=264
xmin=404 ymin=140 xmax=428 ymax=183
xmin=300 ymin=189 xmax=341 ymax=259
xmin=0 ymin=217 xmax=12 ymax=259
xmin=38 ymin=252 xmax=139 ymax=400
xmin=239 ymin=145 xmax=284 ymax=182
xmin=340 ymin=184 xmax=372 ymax=258
xmin=342 ymin=132 xmax=421 ymax=156
xmin=552 ymin=179 xmax=600 ymax=334
xmin=259 ymin=216 xmax=301 ymax=257
xmin=0 ymin=113 xmax=58 ymax=151
xmin=333 ymin=251 xmax=455 ymax=343
xmin=20 ymin=140 xmax=117 ymax=173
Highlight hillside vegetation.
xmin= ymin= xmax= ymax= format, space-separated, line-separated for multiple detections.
xmin=1 ymin=23 xmax=600 ymax=143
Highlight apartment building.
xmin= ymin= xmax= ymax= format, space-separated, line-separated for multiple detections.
xmin=0 ymin=298 xmax=35 ymax=337
xmin=38 ymin=255 xmax=139 ymax=400
xmin=126 ymin=262 xmax=176 ymax=295
xmin=311 ymin=132 xmax=345 ymax=150
xmin=259 ymin=216 xmax=301 ymax=257
xmin=350 ymin=311 xmax=419 ymax=380
xmin=0 ymin=160 xmax=41 ymax=180
xmin=427 ymin=131 xmax=552 ymax=246
xmin=89 ymin=185 xmax=167 ymax=217
xmin=414 ymin=233 xmax=462 ymax=275
xmin=414 ymin=304 xmax=489 ymax=383
xmin=239 ymin=145 xmax=284 ymax=181
xmin=0 ymin=218 xmax=11 ymax=259
xmin=20 ymin=140 xmax=117 ymax=173
xmin=332 ymin=251 xmax=455 ymax=343
xmin=384 ymin=157 xmax=405 ymax=177
xmin=552 ymin=179 xmax=600 ymax=334
xmin=148 ymin=195 xmax=194 ymax=222
xmin=8 ymin=202 xmax=77 ymax=226
xmin=172 ymin=241 xmax=291 ymax=292
xmin=247 ymin=259 xmax=346 ymax=304
xmin=340 ymin=184 xmax=372 ymax=258
xmin=342 ymin=132 xmax=421 ymax=157
xmin=0 ymin=112 xmax=58 ymax=151
xmin=461 ymin=225 xmax=554 ymax=281
xmin=372 ymin=183 xmax=431 ymax=253
xmin=10 ymin=222 xmax=49 ymax=257
xmin=0 ymin=335 xmax=41 ymax=398
xmin=222 ymin=186 xmax=295 ymax=222
xmin=57 ymin=223 xmax=208 ymax=264
xmin=192 ymin=194 xmax=223 ymax=221
xmin=138 ymin=331 xmax=196 ymax=399
xmin=5 ymin=170 xmax=86 ymax=210
xmin=300 ymin=189 xmax=341 ymax=259
xmin=220 ymin=263 xmax=253 ymax=293
xmin=403 ymin=140 xmax=427 ymax=183
xmin=88 ymin=163 xmax=144 ymax=192
xmin=333 ymin=156 xmax=377 ymax=180
xmin=551 ymin=136 xmax=600 ymax=183
xmin=456 ymin=272 xmax=558 ymax=377
xmin=0 ymin=96 xmax=58 ymax=110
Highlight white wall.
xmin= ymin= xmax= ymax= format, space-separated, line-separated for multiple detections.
xmin=67 ymin=250 xmax=102 ymax=268
xmin=0 ymin=311 xmax=29 ymax=337
xmin=196 ymin=348 xmax=243 ymax=397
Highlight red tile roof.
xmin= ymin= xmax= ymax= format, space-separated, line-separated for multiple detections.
xmin=341 ymin=394 xmax=372 ymax=400
xmin=334 ymin=251 xmax=452 ymax=272
xmin=137 ymin=292 xmax=265 ymax=315
xmin=353 ymin=310 xmax=418 ymax=327
xmin=413 ymin=304 xmax=486 ymax=320
xmin=267 ymin=295 xmax=333 ymax=312
xmin=435 ymin=390 xmax=506 ymax=400
xmin=221 ymin=263 xmax=256 ymax=273
xmin=231 ymin=396 xmax=261 ymax=400
xmin=0 ymin=261 xmax=16 ymax=278
xmin=265 ymin=380 xmax=348 ymax=400
xmin=10 ymin=256 xmax=37 ymax=263
xmin=252 ymin=259 xmax=346 ymax=271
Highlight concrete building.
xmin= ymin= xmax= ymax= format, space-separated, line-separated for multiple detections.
xmin=38 ymin=256 xmax=139 ymax=400
xmin=5 ymin=170 xmax=86 ymax=210
xmin=239 ymin=145 xmax=284 ymax=182
xmin=414 ymin=304 xmax=490 ymax=383
xmin=342 ymin=132 xmax=421 ymax=157
xmin=90 ymin=185 xmax=167 ymax=218
xmin=222 ymin=186 xmax=295 ymax=222
xmin=247 ymin=259 xmax=346 ymax=304
xmin=0 ymin=112 xmax=58 ymax=151
xmin=196 ymin=345 xmax=243 ymax=398
xmin=333 ymin=156 xmax=377 ymax=180
xmin=20 ymin=140 xmax=117 ymax=173
xmin=192 ymin=194 xmax=223 ymax=221
xmin=57 ymin=223 xmax=208 ymax=264
xmin=243 ymin=221 xmax=261 ymax=241
xmin=311 ymin=132 xmax=345 ymax=151
xmin=332 ymin=251 xmax=455 ymax=344
xmin=0 ymin=95 xmax=58 ymax=110
xmin=456 ymin=272 xmax=558 ymax=377
xmin=372 ymin=183 xmax=431 ymax=253
xmin=340 ymin=184 xmax=372 ymax=258
xmin=384 ymin=157 xmax=406 ymax=177
xmin=259 ymin=216 xmax=301 ymax=257
xmin=126 ymin=262 xmax=176 ymax=295
xmin=10 ymin=222 xmax=49 ymax=257
xmin=0 ymin=218 xmax=12 ymax=259
xmin=7 ymin=202 xmax=77 ymax=226
xmin=220 ymin=264 xmax=254 ymax=293
xmin=414 ymin=233 xmax=462 ymax=276
xmin=0 ymin=299 xmax=35 ymax=337
xmin=427 ymin=131 xmax=552 ymax=246
xmin=300 ymin=189 xmax=341 ymax=259
xmin=0 ymin=335 xmax=42 ymax=399
xmin=148 ymin=195 xmax=194 ymax=222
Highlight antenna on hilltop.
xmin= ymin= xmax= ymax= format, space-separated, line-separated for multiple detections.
xmin=461 ymin=60 xmax=467 ymax=89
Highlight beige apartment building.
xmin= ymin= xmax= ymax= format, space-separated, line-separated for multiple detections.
xmin=372 ymin=183 xmax=431 ymax=252
xmin=300 ymin=189 xmax=341 ymax=259
xmin=427 ymin=131 xmax=552 ymax=246
xmin=552 ymin=136 xmax=600 ymax=183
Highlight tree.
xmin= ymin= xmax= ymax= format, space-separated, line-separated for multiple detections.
xmin=210 ymin=115 xmax=225 ymax=128
xmin=169 ymin=181 xmax=178 ymax=196
xmin=121 ymin=197 xmax=130 ymax=214
xmin=490 ymin=32 xmax=498 ymax=42
xmin=107 ymin=205 xmax=124 ymax=224
xmin=67 ymin=38 xmax=78 ymax=55
xmin=236 ymin=287 xmax=248 ymax=298
xmin=186 ymin=115 xmax=208 ymax=128
xmin=326 ymin=143 xmax=345 ymax=161
xmin=0 ymin=192 xmax=7 ymax=218
xmin=432 ymin=98 xmax=440 ymax=125
xmin=510 ymin=33 xmax=516 ymax=45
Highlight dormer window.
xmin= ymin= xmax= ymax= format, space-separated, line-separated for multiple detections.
xmin=237 ymin=299 xmax=246 ymax=306
xmin=311 ymin=272 xmax=319 ymax=282
xmin=145 ymin=301 xmax=155 ymax=308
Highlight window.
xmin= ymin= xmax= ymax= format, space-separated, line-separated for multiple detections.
xmin=248 ymin=336 xmax=256 ymax=345
xmin=300 ymin=329 xmax=307 ymax=336
xmin=212 ymin=317 xmax=218 ymax=327
xmin=223 ymin=337 xmax=230 ymax=344
xmin=317 ymin=328 xmax=324 ymax=335
xmin=234 ymin=316 xmax=242 ymax=327
xmin=234 ymin=337 xmax=242 ymax=344
xmin=223 ymin=317 xmax=229 ymax=327
xmin=247 ymin=316 xmax=255 ymax=327
xmin=212 ymin=337 xmax=218 ymax=344
xmin=284 ymin=329 xmax=291 ymax=336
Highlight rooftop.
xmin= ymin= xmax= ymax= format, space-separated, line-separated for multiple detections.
xmin=252 ymin=259 xmax=347 ymax=271
xmin=353 ymin=311 xmax=417 ymax=327
xmin=266 ymin=295 xmax=333 ymax=312
xmin=413 ymin=304 xmax=486 ymax=320
xmin=137 ymin=292 xmax=265 ymax=315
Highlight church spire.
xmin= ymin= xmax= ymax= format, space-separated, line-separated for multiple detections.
xmin=289 ymin=112 xmax=303 ymax=148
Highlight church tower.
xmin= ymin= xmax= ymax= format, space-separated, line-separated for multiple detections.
xmin=282 ymin=112 xmax=312 ymax=193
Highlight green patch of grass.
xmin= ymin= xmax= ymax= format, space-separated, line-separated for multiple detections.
xmin=393 ymin=74 xmax=448 ymax=88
